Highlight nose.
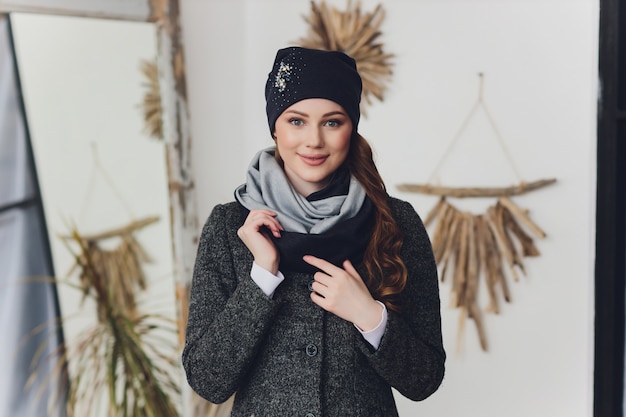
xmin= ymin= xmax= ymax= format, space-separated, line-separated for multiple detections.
xmin=306 ymin=127 xmax=324 ymax=148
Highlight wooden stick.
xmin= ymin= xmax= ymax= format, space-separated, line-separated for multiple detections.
xmin=496 ymin=203 xmax=526 ymax=276
xmin=397 ymin=178 xmax=557 ymax=198
xmin=466 ymin=214 xmax=479 ymax=301
xmin=465 ymin=214 xmax=486 ymax=350
xmin=469 ymin=302 xmax=488 ymax=351
xmin=431 ymin=202 xmax=454 ymax=262
xmin=424 ymin=196 xmax=447 ymax=227
xmin=486 ymin=208 xmax=513 ymax=270
xmin=494 ymin=243 xmax=512 ymax=304
xmin=440 ymin=208 xmax=462 ymax=283
xmin=476 ymin=215 xmax=499 ymax=314
xmin=488 ymin=206 xmax=522 ymax=282
xmin=498 ymin=196 xmax=547 ymax=238
xmin=452 ymin=213 xmax=469 ymax=308
xmin=448 ymin=215 xmax=464 ymax=307
xmin=501 ymin=204 xmax=541 ymax=257
xmin=484 ymin=213 xmax=512 ymax=302
xmin=60 ymin=215 xmax=160 ymax=241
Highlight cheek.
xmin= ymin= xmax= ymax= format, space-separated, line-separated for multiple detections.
xmin=335 ymin=132 xmax=352 ymax=154
xmin=274 ymin=123 xmax=298 ymax=147
xmin=275 ymin=135 xmax=295 ymax=153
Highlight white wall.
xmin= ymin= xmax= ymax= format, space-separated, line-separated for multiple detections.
xmin=181 ymin=0 xmax=599 ymax=416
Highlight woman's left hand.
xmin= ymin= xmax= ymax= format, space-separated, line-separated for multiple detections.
xmin=303 ymin=255 xmax=383 ymax=332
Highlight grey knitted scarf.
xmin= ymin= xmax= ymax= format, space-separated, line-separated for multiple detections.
xmin=234 ymin=147 xmax=366 ymax=234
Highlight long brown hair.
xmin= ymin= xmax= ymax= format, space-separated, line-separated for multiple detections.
xmin=274 ymin=133 xmax=408 ymax=312
xmin=345 ymin=133 xmax=407 ymax=312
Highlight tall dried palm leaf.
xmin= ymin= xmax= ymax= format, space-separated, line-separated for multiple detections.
xmin=297 ymin=0 xmax=394 ymax=114
xmin=139 ymin=59 xmax=163 ymax=140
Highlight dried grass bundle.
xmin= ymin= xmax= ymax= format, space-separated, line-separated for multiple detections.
xmin=297 ymin=0 xmax=394 ymax=114
xmin=139 ymin=59 xmax=163 ymax=140
xmin=55 ymin=220 xmax=180 ymax=416
xmin=64 ymin=216 xmax=159 ymax=321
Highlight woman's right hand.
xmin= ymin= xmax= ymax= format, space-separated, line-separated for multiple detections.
xmin=237 ymin=209 xmax=283 ymax=275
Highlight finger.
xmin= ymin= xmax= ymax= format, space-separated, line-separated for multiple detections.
xmin=312 ymin=272 xmax=331 ymax=287
xmin=262 ymin=220 xmax=283 ymax=238
xmin=342 ymin=259 xmax=360 ymax=278
xmin=310 ymin=280 xmax=327 ymax=296
xmin=310 ymin=289 xmax=328 ymax=307
xmin=250 ymin=209 xmax=278 ymax=217
xmin=302 ymin=255 xmax=341 ymax=275
xmin=247 ymin=210 xmax=275 ymax=221
xmin=247 ymin=213 xmax=283 ymax=237
xmin=241 ymin=221 xmax=280 ymax=239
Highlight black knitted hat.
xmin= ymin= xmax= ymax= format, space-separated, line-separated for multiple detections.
xmin=265 ymin=46 xmax=362 ymax=135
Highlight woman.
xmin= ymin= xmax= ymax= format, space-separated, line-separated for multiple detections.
xmin=182 ymin=46 xmax=445 ymax=417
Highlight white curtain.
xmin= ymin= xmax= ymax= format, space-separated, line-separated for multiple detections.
xmin=0 ymin=15 xmax=66 ymax=417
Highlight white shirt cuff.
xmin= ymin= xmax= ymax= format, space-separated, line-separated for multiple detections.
xmin=250 ymin=261 xmax=284 ymax=298
xmin=356 ymin=300 xmax=388 ymax=350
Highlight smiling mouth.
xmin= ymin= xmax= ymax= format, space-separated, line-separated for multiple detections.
xmin=299 ymin=154 xmax=328 ymax=166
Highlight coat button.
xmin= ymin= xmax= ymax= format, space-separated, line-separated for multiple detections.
xmin=305 ymin=343 xmax=318 ymax=357
xmin=305 ymin=413 xmax=315 ymax=417
xmin=308 ymin=280 xmax=314 ymax=291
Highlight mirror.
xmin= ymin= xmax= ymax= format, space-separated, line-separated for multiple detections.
xmin=0 ymin=0 xmax=198 ymax=415
xmin=10 ymin=7 xmax=176 ymax=359
xmin=10 ymin=12 xmax=181 ymax=413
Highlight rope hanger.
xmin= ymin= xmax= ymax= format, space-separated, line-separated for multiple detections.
xmin=68 ymin=141 xmax=160 ymax=241
xmin=397 ymin=73 xmax=556 ymax=198
xmin=60 ymin=142 xmax=160 ymax=320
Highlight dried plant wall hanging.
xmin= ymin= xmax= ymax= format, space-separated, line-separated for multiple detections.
xmin=139 ymin=59 xmax=163 ymax=140
xmin=296 ymin=0 xmax=394 ymax=114
xmin=58 ymin=222 xmax=180 ymax=417
xmin=398 ymin=74 xmax=556 ymax=352
xmin=61 ymin=216 xmax=159 ymax=320
xmin=48 ymin=144 xmax=180 ymax=415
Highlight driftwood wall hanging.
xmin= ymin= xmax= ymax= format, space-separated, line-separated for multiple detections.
xmin=398 ymin=74 xmax=556 ymax=352
xmin=296 ymin=0 xmax=394 ymax=115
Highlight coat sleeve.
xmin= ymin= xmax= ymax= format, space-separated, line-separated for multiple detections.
xmin=181 ymin=204 xmax=282 ymax=404
xmin=358 ymin=198 xmax=446 ymax=401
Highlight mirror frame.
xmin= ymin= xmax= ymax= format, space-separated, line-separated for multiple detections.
xmin=0 ymin=0 xmax=197 ymax=385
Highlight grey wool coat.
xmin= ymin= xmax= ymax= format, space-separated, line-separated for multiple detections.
xmin=182 ymin=197 xmax=445 ymax=417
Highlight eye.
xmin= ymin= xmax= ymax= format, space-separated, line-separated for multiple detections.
xmin=289 ymin=118 xmax=304 ymax=126
xmin=324 ymin=119 xmax=342 ymax=127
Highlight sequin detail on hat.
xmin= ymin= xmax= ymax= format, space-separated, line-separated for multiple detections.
xmin=273 ymin=61 xmax=292 ymax=93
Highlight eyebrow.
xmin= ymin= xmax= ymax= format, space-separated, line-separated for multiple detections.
xmin=283 ymin=110 xmax=347 ymax=118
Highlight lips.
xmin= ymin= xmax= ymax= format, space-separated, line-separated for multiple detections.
xmin=298 ymin=154 xmax=328 ymax=166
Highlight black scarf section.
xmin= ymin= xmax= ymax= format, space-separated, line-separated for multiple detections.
xmin=270 ymin=196 xmax=375 ymax=273
xmin=239 ymin=165 xmax=376 ymax=274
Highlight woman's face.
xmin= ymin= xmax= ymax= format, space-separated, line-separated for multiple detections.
xmin=274 ymin=98 xmax=353 ymax=197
